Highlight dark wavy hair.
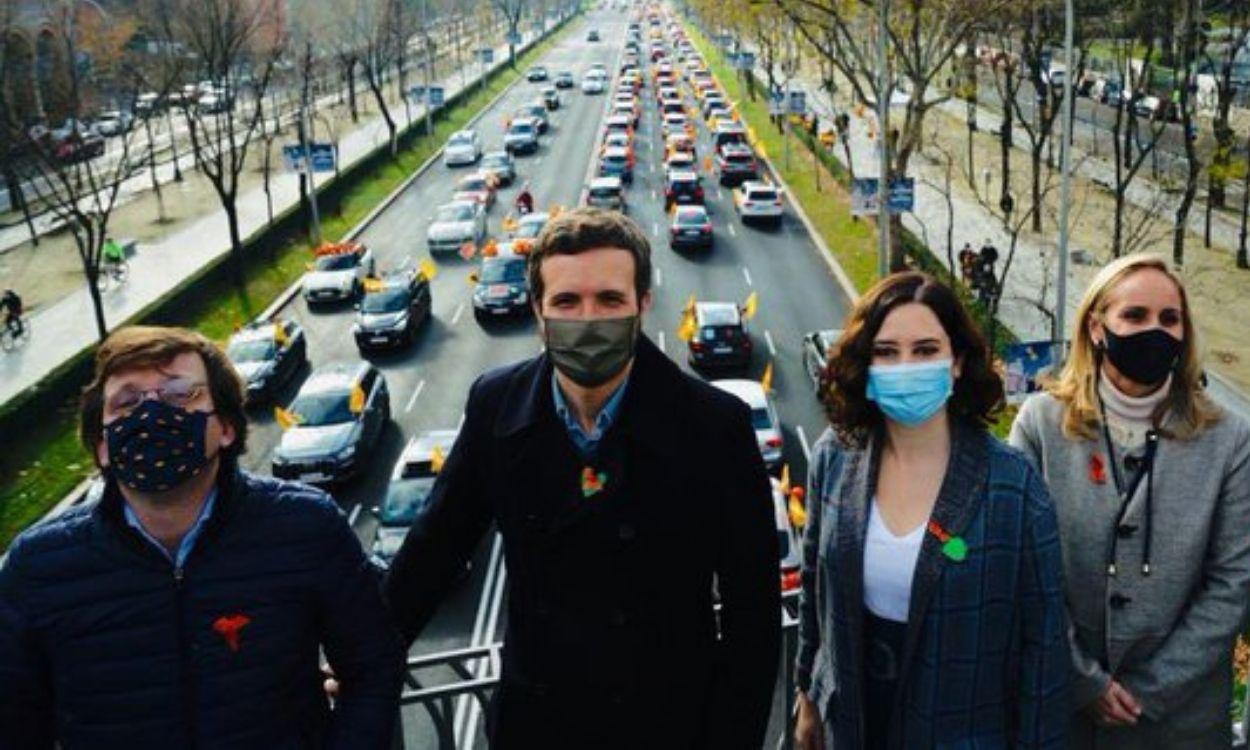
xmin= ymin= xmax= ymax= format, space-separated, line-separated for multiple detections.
xmin=820 ymin=272 xmax=1003 ymax=447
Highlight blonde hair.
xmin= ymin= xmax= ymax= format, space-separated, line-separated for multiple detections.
xmin=1048 ymin=254 xmax=1220 ymax=441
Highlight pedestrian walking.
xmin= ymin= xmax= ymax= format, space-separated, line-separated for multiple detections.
xmin=1010 ymin=254 xmax=1250 ymax=748
xmin=794 ymin=272 xmax=1069 ymax=749
xmin=384 ymin=208 xmax=781 ymax=748
xmin=0 ymin=326 xmax=404 ymax=749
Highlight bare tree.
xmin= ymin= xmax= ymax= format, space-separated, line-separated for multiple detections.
xmin=158 ymin=0 xmax=287 ymax=282
xmin=775 ymin=0 xmax=1011 ymax=270
xmin=0 ymin=1 xmax=42 ymax=247
xmin=920 ymin=124 xmax=958 ymax=286
xmin=493 ymin=0 xmax=528 ymax=68
xmin=1169 ymin=0 xmax=1205 ymax=267
xmin=6 ymin=0 xmax=144 ymax=340
xmin=354 ymin=0 xmax=402 ymax=156
xmin=1201 ymin=2 xmax=1249 ymax=246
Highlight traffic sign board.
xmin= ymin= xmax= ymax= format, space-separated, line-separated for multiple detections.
xmin=788 ymin=91 xmax=807 ymax=116
xmin=428 ymin=86 xmax=444 ymax=106
xmin=478 ymin=48 xmax=495 ymax=64
xmin=282 ymin=142 xmax=337 ymax=173
xmin=850 ymin=177 xmax=915 ymax=215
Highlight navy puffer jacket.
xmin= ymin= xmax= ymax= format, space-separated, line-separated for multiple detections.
xmin=0 ymin=462 xmax=404 ymax=750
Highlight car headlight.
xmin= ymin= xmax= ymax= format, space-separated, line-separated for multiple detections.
xmin=351 ymin=323 xmax=362 ymax=335
xmin=334 ymin=444 xmax=356 ymax=462
xmin=389 ymin=313 xmax=410 ymax=330
xmin=515 ymin=290 xmax=528 ymax=303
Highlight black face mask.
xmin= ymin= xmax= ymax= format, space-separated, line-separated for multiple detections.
xmin=106 ymin=399 xmax=215 ymax=493
xmin=1102 ymin=326 xmax=1182 ymax=387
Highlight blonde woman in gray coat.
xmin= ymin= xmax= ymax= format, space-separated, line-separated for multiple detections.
xmin=1010 ymin=253 xmax=1250 ymax=748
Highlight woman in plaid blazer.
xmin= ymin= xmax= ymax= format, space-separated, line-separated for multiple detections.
xmin=794 ymin=273 xmax=1070 ymax=749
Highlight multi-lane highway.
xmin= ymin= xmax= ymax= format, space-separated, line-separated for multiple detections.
xmin=237 ymin=6 xmax=853 ymax=746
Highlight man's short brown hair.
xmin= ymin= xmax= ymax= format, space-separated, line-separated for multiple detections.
xmin=81 ymin=326 xmax=248 ymax=467
xmin=527 ymin=207 xmax=652 ymax=307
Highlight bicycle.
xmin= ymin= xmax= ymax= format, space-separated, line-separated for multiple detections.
xmin=98 ymin=259 xmax=131 ymax=291
xmin=0 ymin=316 xmax=31 ymax=353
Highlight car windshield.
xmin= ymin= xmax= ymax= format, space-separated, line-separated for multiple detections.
xmin=314 ymin=254 xmax=359 ymax=271
xmin=483 ymin=155 xmax=508 ymax=168
xmin=675 ymin=209 xmax=706 ymax=225
xmin=436 ymin=205 xmax=474 ymax=223
xmin=747 ymin=189 xmax=778 ymax=201
xmin=480 ymin=258 xmax=526 ymax=284
xmin=510 ymin=123 xmax=535 ymax=135
xmin=700 ymin=324 xmax=742 ymax=341
xmin=289 ymin=390 xmax=354 ymax=426
xmin=725 ymin=152 xmax=753 ymax=165
xmin=751 ymin=407 xmax=773 ymax=431
xmin=227 ymin=338 xmax=275 ymax=362
xmin=516 ymin=220 xmax=545 ymax=239
xmin=379 ymin=477 xmax=434 ymax=525
xmin=361 ymin=288 xmax=409 ymax=313
xmin=590 ymin=186 xmax=620 ymax=198
xmin=449 ymin=133 xmax=473 ymax=146
xmin=605 ymin=155 xmax=626 ymax=165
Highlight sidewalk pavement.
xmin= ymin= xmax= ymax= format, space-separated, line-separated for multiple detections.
xmin=0 ymin=22 xmax=560 ymax=409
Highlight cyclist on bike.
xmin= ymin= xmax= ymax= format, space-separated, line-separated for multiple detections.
xmin=2 ymin=288 xmax=23 ymax=337
xmin=102 ymin=236 xmax=127 ymax=270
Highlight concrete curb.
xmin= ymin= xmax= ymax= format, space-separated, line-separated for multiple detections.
xmin=258 ymin=20 xmax=576 ymax=324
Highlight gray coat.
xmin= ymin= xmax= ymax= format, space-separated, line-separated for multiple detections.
xmin=1010 ymin=392 xmax=1250 ymax=749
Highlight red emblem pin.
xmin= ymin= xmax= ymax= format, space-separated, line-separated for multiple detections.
xmin=213 ymin=614 xmax=251 ymax=653
xmin=1089 ymin=452 xmax=1107 ymax=485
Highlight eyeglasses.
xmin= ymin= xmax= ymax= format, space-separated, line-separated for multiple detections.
xmin=106 ymin=378 xmax=208 ymax=417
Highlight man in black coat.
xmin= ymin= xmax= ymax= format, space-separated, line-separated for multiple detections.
xmin=385 ymin=208 xmax=780 ymax=748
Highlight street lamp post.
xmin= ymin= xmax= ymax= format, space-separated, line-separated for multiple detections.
xmin=299 ymin=105 xmax=322 ymax=246
xmin=876 ymin=0 xmax=890 ymax=278
xmin=1055 ymin=0 xmax=1074 ymax=357
xmin=422 ymin=0 xmax=434 ymax=137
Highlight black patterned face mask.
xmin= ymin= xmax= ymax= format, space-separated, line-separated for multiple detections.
xmin=105 ymin=399 xmax=213 ymax=493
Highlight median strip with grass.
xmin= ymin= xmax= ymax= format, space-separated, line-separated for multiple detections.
xmin=0 ymin=22 xmax=576 ymax=550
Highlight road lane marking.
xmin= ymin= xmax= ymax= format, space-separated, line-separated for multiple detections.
xmin=796 ymin=425 xmax=812 ymax=462
xmin=451 ymin=302 xmax=466 ymax=325
xmin=658 ymin=331 xmax=666 ymax=353
xmin=655 ymin=267 xmax=663 ymax=287
xmin=347 ymin=503 xmax=361 ymax=526
xmin=764 ymin=329 xmax=777 ymax=357
xmin=652 ymin=221 xmax=659 ymax=236
xmin=652 ymin=189 xmax=658 ymax=201
xmin=458 ymin=412 xmax=466 ymax=429
xmin=404 ymin=379 xmax=426 ymax=413
xmin=742 ymin=266 xmax=753 ymax=287
xmin=728 ymin=223 xmax=737 ymax=237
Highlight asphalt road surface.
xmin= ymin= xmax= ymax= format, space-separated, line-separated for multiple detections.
xmin=237 ymin=8 xmax=853 ymax=747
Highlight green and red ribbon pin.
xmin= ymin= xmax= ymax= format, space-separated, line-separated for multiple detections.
xmin=581 ymin=466 xmax=608 ymax=498
xmin=927 ymin=519 xmax=968 ymax=562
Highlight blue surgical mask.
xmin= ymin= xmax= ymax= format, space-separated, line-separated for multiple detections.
xmin=866 ymin=359 xmax=954 ymax=427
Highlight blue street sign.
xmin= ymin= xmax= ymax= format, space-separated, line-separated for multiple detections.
xmin=408 ymin=85 xmax=425 ymax=101
xmin=478 ymin=48 xmax=495 ymax=64
xmin=788 ymin=91 xmax=807 ymax=115
xmin=428 ymin=86 xmax=444 ymax=107
xmin=768 ymin=91 xmax=785 ymax=116
xmin=506 ymin=31 xmax=522 ymax=45
xmin=282 ymin=142 xmax=337 ymax=173
xmin=850 ymin=177 xmax=915 ymax=215
xmin=736 ymin=51 xmax=755 ymax=71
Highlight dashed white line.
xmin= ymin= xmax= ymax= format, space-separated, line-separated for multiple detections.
xmin=796 ymin=425 xmax=812 ymax=462
xmin=451 ymin=302 xmax=467 ymax=325
xmin=654 ymin=267 xmax=663 ymax=287
xmin=728 ymin=223 xmax=738 ymax=237
xmin=458 ymin=412 xmax=466 ymax=429
xmin=742 ymin=266 xmax=753 ymax=287
xmin=764 ymin=329 xmax=777 ymax=357
xmin=652 ymin=189 xmax=658 ymax=201
xmin=652 ymin=221 xmax=659 ymax=236
xmin=658 ymin=331 xmax=666 ymax=353
xmin=347 ymin=503 xmax=362 ymax=526
xmin=404 ymin=379 xmax=426 ymax=413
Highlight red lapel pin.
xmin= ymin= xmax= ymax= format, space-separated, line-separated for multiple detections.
xmin=213 ymin=614 xmax=251 ymax=653
xmin=1089 ymin=452 xmax=1108 ymax=485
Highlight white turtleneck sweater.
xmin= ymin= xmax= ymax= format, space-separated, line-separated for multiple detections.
xmin=1099 ymin=371 xmax=1171 ymax=449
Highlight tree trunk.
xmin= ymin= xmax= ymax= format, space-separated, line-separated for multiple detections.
xmin=999 ymin=98 xmax=1012 ymax=211
xmin=223 ymin=198 xmax=246 ymax=286
xmin=346 ymin=58 xmax=359 ymax=123
xmin=4 ymin=168 xmax=38 ymax=247
xmin=1030 ymin=143 xmax=1043 ymax=233
xmin=1239 ymin=132 xmax=1250 ymax=269
xmin=86 ymin=264 xmax=108 ymax=341
xmin=144 ymin=115 xmax=167 ymax=223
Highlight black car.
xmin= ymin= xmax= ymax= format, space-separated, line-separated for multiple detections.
xmin=515 ymin=103 xmax=549 ymax=133
xmin=665 ymin=170 xmax=705 ymax=208
xmin=227 ymin=319 xmax=308 ymax=404
xmin=716 ymin=142 xmax=759 ymax=187
xmin=352 ymin=270 xmax=432 ymax=351
xmin=587 ymin=29 xmax=601 ymax=41
xmin=669 ymin=205 xmax=713 ymax=251
xmin=688 ymin=302 xmax=752 ymax=370
xmin=526 ymin=66 xmax=549 ymax=82
xmin=542 ymin=86 xmax=561 ymax=110
xmin=555 ymin=71 xmax=575 ymax=89
xmin=480 ymin=150 xmax=516 ymax=186
xmin=472 ymin=245 xmax=531 ymax=320
xmin=272 ymin=362 xmax=390 ymax=484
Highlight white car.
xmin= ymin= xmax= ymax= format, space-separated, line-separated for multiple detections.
xmin=444 ymin=129 xmax=482 ymax=166
xmin=711 ymin=379 xmax=784 ymax=471
xmin=662 ymin=112 xmax=688 ymax=138
xmin=372 ymin=430 xmax=459 ymax=563
xmin=734 ymin=181 xmax=784 ymax=227
xmin=95 ymin=110 xmax=133 ymax=137
xmin=427 ymin=200 xmax=487 ymax=254
xmin=302 ymin=242 xmax=376 ymax=303
xmin=581 ymin=72 xmax=607 ymax=94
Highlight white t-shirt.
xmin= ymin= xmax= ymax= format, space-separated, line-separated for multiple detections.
xmin=863 ymin=499 xmax=924 ymax=623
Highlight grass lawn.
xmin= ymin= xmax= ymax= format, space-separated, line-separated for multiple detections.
xmin=0 ymin=26 xmax=572 ymax=551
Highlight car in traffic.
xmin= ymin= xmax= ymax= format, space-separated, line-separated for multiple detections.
xmin=471 ymin=243 xmax=531 ymax=320
xmin=665 ymin=170 xmax=705 ymax=208
xmin=668 ymin=204 xmax=713 ymax=251
xmin=712 ymin=121 xmax=749 ymax=151
xmin=443 ymin=129 xmax=482 ymax=167
xmin=479 ymin=150 xmax=516 ymax=186
xmin=94 ymin=110 xmax=134 ymax=137
xmin=515 ymin=103 xmax=549 ymax=133
xmin=603 ymin=114 xmax=633 ymax=138
xmin=272 ymin=361 xmax=391 ymax=485
xmin=665 ymin=133 xmax=696 ymax=157
xmin=527 ymin=65 xmax=549 ymax=82
xmin=802 ymin=328 xmax=843 ymax=390
xmin=427 ymin=200 xmax=487 ymax=254
xmin=371 ymin=430 xmax=460 ymax=563
xmin=734 ymin=181 xmax=784 ymax=227
xmin=602 ymin=130 xmax=633 ymax=156
xmin=555 ymin=71 xmax=575 ymax=89
xmin=511 ymin=211 xmax=549 ymax=239
xmin=353 ymin=269 xmax=433 ymax=351
xmin=598 ymin=146 xmax=634 ymax=183
xmin=197 ymin=91 xmax=233 ymax=114
xmin=661 ymin=112 xmax=689 ymax=139
xmin=542 ymin=86 xmax=561 ymax=110
xmin=302 ymin=241 xmax=376 ymax=304
xmin=453 ymin=171 xmax=498 ymax=210
xmin=585 ymin=176 xmax=627 ymax=212
xmin=711 ymin=379 xmax=784 ymax=471
xmin=664 ymin=150 xmax=697 ymax=180
xmin=226 ymin=320 xmax=308 ymax=404
xmin=504 ymin=117 xmax=540 ymax=155
xmin=581 ymin=70 xmax=607 ymax=94
xmin=770 ymin=477 xmax=803 ymax=598
xmin=587 ymin=29 xmax=601 ymax=42
xmin=135 ymin=92 xmax=162 ymax=116
xmin=716 ymin=142 xmax=759 ymax=186
xmin=688 ymin=301 xmax=752 ymax=370
xmin=612 ymin=100 xmax=640 ymax=126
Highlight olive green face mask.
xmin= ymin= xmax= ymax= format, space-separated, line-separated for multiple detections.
xmin=542 ymin=315 xmax=639 ymax=387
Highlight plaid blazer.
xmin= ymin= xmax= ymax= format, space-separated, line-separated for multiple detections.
xmin=795 ymin=422 xmax=1071 ymax=749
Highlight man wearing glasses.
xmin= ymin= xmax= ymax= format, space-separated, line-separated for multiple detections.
xmin=0 ymin=326 xmax=403 ymax=749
